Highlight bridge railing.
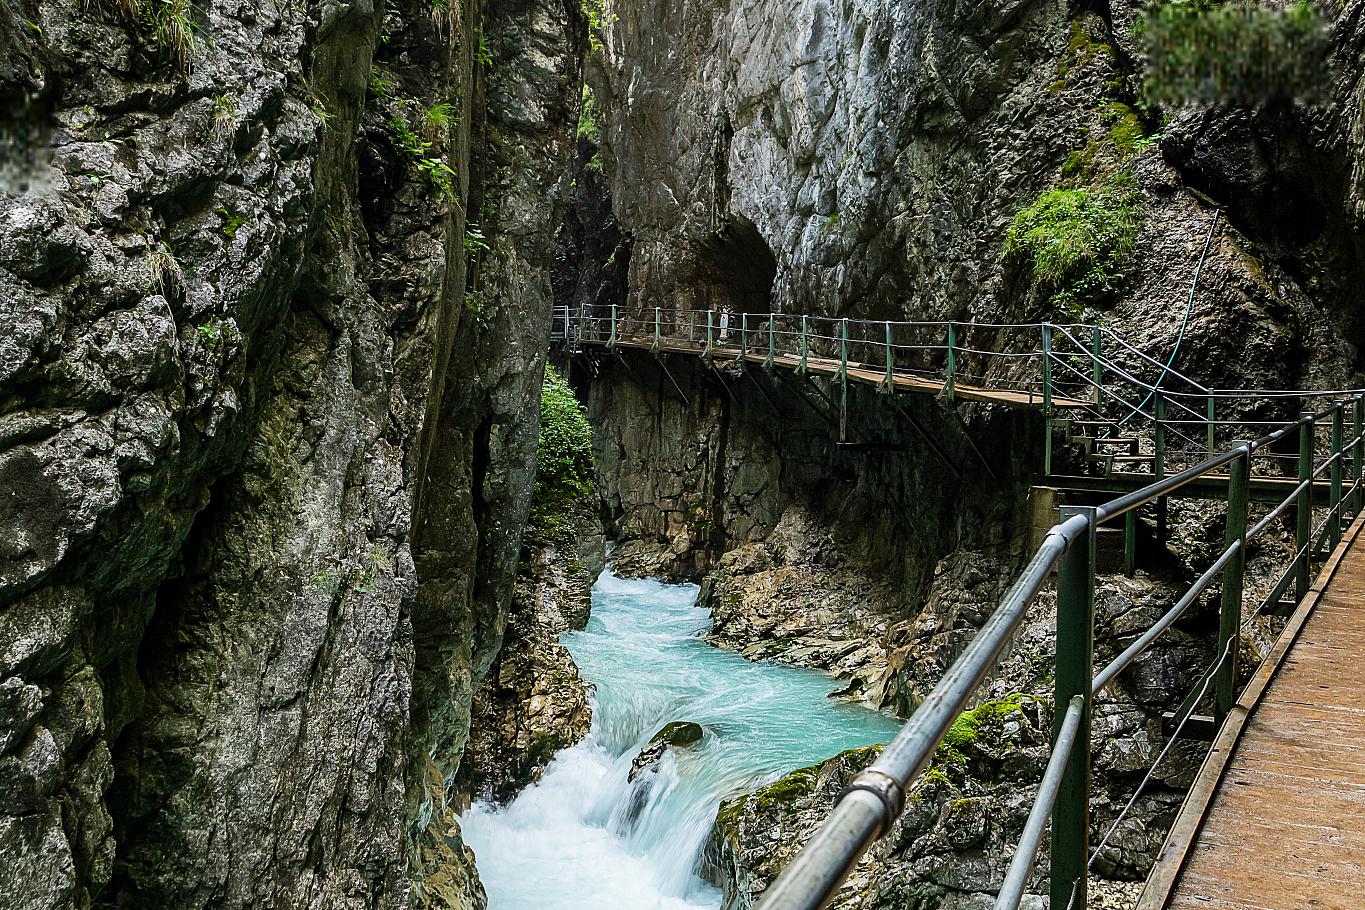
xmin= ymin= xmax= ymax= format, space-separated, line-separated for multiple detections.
xmin=554 ymin=303 xmax=1362 ymax=481
xmin=752 ymin=398 xmax=1365 ymax=910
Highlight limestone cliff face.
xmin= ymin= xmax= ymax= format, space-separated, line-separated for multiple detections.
xmin=587 ymin=0 xmax=1356 ymax=393
xmin=578 ymin=0 xmax=1364 ymax=704
xmin=0 ymin=1 xmax=581 ymax=908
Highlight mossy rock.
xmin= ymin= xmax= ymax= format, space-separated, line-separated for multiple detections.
xmin=651 ymin=720 xmax=704 ymax=746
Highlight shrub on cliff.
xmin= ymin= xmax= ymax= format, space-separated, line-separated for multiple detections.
xmin=1004 ymin=183 xmax=1141 ymax=313
xmin=531 ymin=365 xmax=595 ymax=538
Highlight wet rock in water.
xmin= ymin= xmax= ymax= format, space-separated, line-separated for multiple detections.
xmin=629 ymin=721 xmax=705 ymax=782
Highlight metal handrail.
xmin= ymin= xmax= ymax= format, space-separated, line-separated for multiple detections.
xmin=754 ymin=399 xmax=1365 ymax=910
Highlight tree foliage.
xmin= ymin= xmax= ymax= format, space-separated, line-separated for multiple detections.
xmin=530 ymin=365 xmax=595 ymax=537
xmin=1139 ymin=1 xmax=1329 ymax=107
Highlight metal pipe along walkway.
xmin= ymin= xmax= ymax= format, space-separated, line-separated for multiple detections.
xmin=552 ymin=303 xmax=1365 ymax=910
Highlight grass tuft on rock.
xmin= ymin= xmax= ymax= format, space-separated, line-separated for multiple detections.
xmin=1004 ymin=183 xmax=1140 ymax=314
xmin=1138 ymin=0 xmax=1329 ymax=107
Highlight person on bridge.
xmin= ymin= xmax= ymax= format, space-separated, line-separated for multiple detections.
xmin=719 ymin=306 xmax=733 ymax=343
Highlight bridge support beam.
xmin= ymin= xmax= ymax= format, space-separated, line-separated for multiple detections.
xmin=1042 ymin=326 xmax=1054 ymax=476
xmin=1155 ymin=393 xmax=1168 ymax=541
xmin=1052 ymin=505 xmax=1096 ymax=910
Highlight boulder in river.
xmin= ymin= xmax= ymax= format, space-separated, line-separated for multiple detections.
xmin=629 ymin=722 xmax=705 ymax=781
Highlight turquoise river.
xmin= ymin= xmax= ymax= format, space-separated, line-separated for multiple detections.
xmin=461 ymin=570 xmax=902 ymax=909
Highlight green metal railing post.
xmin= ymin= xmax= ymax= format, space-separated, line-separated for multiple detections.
xmin=799 ymin=316 xmax=809 ymax=374
xmin=1206 ymin=396 xmax=1216 ymax=455
xmin=1052 ymin=505 xmax=1096 ymax=910
xmin=1216 ymin=446 xmax=1250 ymax=723
xmin=1332 ymin=402 xmax=1345 ymax=549
xmin=740 ymin=313 xmax=749 ymax=362
xmin=1155 ymin=392 xmax=1168 ymax=540
xmin=840 ymin=318 xmax=849 ymax=382
xmin=652 ymin=307 xmax=661 ymax=352
xmin=1296 ymin=414 xmax=1315 ymax=600
xmin=839 ymin=319 xmax=850 ymax=443
xmin=946 ymin=322 xmax=957 ymax=401
xmin=1042 ymin=326 xmax=1054 ymax=476
xmin=608 ymin=303 xmax=618 ymax=349
xmin=1354 ymin=395 xmax=1364 ymax=515
xmin=1124 ymin=511 xmax=1137 ymax=578
xmin=765 ymin=318 xmax=776 ymax=369
xmin=704 ymin=310 xmax=714 ymax=359
xmin=1091 ymin=326 xmax=1104 ymax=412
xmin=883 ymin=321 xmax=894 ymax=392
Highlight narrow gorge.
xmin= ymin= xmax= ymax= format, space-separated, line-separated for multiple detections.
xmin=3 ymin=1 xmax=1365 ymax=909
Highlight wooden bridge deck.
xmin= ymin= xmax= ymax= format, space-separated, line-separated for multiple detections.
xmin=1140 ymin=511 xmax=1365 ymax=910
xmin=602 ymin=337 xmax=1092 ymax=409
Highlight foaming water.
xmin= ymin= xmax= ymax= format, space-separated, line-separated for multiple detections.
xmin=462 ymin=569 xmax=901 ymax=910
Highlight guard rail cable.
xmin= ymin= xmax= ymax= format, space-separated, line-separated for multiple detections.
xmin=552 ymin=304 xmax=1365 ymax=910
xmin=753 ymin=401 xmax=1365 ymax=910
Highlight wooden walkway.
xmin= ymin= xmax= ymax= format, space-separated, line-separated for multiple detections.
xmin=1140 ymin=511 xmax=1365 ymax=910
xmin=605 ymin=337 xmax=1093 ymax=410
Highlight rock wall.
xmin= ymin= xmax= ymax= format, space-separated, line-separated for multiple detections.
xmin=0 ymin=1 xmax=582 ymax=909
xmin=586 ymin=0 xmax=1355 ymax=392
xmin=461 ymin=498 xmax=605 ymax=803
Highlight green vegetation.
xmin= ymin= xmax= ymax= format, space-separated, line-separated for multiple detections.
xmin=422 ymin=102 xmax=455 ymax=141
xmin=104 ymin=0 xmax=198 ymax=73
xmin=576 ymin=86 xmax=606 ymax=173
xmin=476 ymin=32 xmax=494 ymax=67
xmin=577 ymin=85 xmax=601 ymax=143
xmin=464 ymin=224 xmax=490 ymax=255
xmin=309 ymin=94 xmax=334 ymax=126
xmin=368 ymin=65 xmax=459 ymax=203
xmin=581 ymin=0 xmax=614 ymax=52
xmin=1138 ymin=1 xmax=1328 ymax=107
xmin=369 ymin=65 xmax=397 ymax=99
xmin=387 ymin=103 xmax=458 ymax=202
xmin=196 ymin=322 xmax=220 ymax=344
xmin=429 ymin=0 xmax=457 ymax=32
xmin=931 ymin=694 xmax=1036 ymax=771
xmin=211 ymin=93 xmax=237 ymax=140
xmin=217 ymin=205 xmax=246 ymax=240
xmin=1015 ymin=19 xmax=1151 ymax=315
xmin=529 ymin=365 xmax=595 ymax=541
xmin=1004 ymin=184 xmax=1140 ymax=314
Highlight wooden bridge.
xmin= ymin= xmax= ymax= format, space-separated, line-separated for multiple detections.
xmin=1138 ymin=510 xmax=1365 ymax=910
xmin=555 ymin=304 xmax=1365 ymax=910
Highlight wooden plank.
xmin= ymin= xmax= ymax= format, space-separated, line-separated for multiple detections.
xmin=1139 ymin=512 xmax=1365 ymax=910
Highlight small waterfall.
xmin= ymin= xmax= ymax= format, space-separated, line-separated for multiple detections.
xmin=462 ymin=571 xmax=900 ymax=910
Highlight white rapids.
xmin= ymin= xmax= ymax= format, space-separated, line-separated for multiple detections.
xmin=461 ymin=569 xmax=901 ymax=910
